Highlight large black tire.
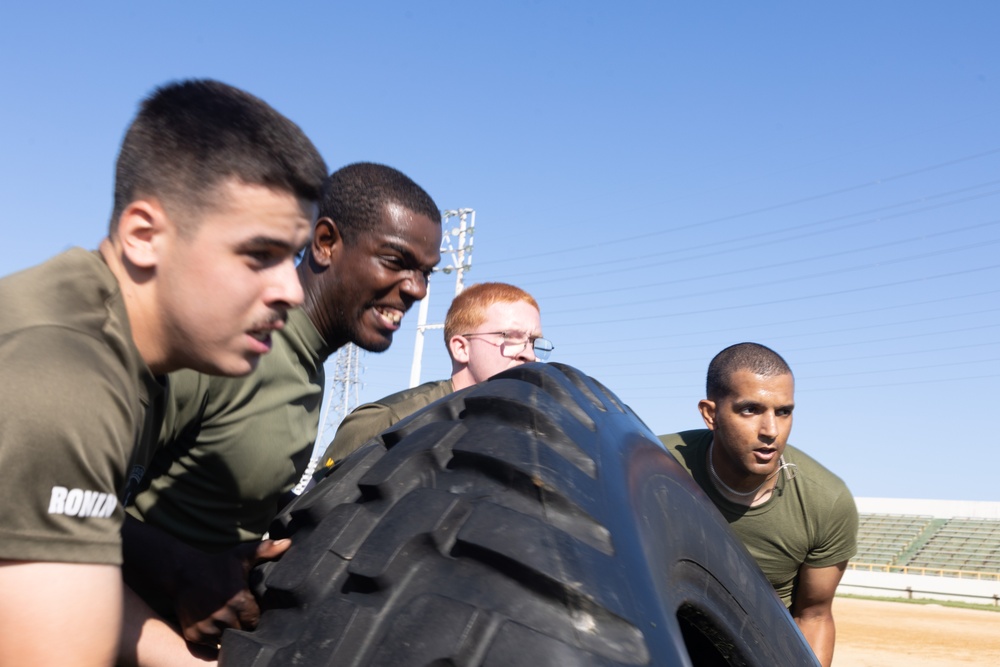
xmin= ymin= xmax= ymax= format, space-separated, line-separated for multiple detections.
xmin=221 ymin=363 xmax=818 ymax=666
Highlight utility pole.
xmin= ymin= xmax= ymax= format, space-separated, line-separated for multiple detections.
xmin=410 ymin=208 xmax=475 ymax=387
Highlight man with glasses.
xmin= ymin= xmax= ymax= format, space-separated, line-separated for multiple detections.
xmin=317 ymin=282 xmax=550 ymax=470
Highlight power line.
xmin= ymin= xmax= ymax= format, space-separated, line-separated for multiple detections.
xmin=541 ymin=216 xmax=1000 ymax=305
xmin=572 ymin=309 xmax=1000 ymax=366
xmin=505 ymin=178 xmax=1000 ymax=283
xmin=475 ymin=147 xmax=1000 ymax=266
xmin=549 ymin=263 xmax=1000 ymax=327
xmin=627 ymin=372 xmax=1000 ymax=399
xmin=555 ymin=288 xmax=1000 ymax=348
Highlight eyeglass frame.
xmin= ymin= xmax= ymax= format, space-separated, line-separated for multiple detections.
xmin=458 ymin=330 xmax=554 ymax=361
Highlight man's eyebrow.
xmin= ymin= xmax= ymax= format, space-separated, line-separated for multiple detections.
xmin=731 ymin=399 xmax=795 ymax=412
xmin=237 ymin=236 xmax=299 ymax=252
xmin=381 ymin=241 xmax=437 ymax=268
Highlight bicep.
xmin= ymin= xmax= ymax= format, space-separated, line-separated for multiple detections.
xmin=0 ymin=560 xmax=122 ymax=665
xmin=793 ymin=560 xmax=847 ymax=616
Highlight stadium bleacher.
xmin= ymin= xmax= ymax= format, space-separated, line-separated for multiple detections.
xmin=852 ymin=513 xmax=1000 ymax=577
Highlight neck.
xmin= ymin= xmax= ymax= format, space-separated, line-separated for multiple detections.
xmin=450 ymin=365 xmax=475 ymax=391
xmin=298 ymin=265 xmax=348 ymax=351
xmin=707 ymin=438 xmax=778 ymax=507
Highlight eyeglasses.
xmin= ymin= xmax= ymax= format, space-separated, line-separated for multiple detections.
xmin=459 ymin=330 xmax=555 ymax=361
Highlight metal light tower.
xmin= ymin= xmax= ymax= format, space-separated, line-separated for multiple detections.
xmin=313 ymin=342 xmax=363 ymax=457
xmin=295 ymin=342 xmax=364 ymax=492
xmin=409 ymin=208 xmax=476 ymax=387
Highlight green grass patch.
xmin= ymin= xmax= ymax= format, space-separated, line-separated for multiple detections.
xmin=837 ymin=592 xmax=1000 ymax=612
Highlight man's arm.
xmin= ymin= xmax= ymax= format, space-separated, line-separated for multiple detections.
xmin=0 ymin=560 xmax=122 ymax=666
xmin=317 ymin=402 xmax=397 ymax=473
xmin=118 ymin=585 xmax=217 ymax=667
xmin=790 ymin=560 xmax=848 ymax=667
xmin=122 ymin=515 xmax=290 ymax=646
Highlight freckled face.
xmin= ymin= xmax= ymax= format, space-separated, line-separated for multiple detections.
xmin=463 ymin=300 xmax=544 ymax=383
xmin=701 ymin=370 xmax=795 ymax=481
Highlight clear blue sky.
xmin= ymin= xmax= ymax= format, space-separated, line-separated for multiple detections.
xmin=2 ymin=2 xmax=998 ymax=501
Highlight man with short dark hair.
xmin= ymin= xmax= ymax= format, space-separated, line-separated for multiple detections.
xmin=659 ymin=342 xmax=857 ymax=667
xmin=319 ymin=281 xmax=550 ymax=469
xmin=123 ymin=163 xmax=442 ymax=662
xmin=0 ymin=79 xmax=326 ymax=665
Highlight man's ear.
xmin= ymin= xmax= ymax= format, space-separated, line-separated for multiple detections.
xmin=448 ymin=335 xmax=471 ymax=364
xmin=115 ymin=199 xmax=165 ymax=269
xmin=698 ymin=399 xmax=717 ymax=430
xmin=311 ymin=217 xmax=342 ymax=268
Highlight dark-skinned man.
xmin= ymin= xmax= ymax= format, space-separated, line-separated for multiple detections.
xmin=122 ymin=162 xmax=442 ymax=666
xmin=659 ymin=342 xmax=857 ymax=667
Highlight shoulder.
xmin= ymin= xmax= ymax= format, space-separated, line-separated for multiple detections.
xmin=782 ymin=444 xmax=857 ymax=523
xmin=277 ymin=307 xmax=330 ymax=367
xmin=658 ymin=430 xmax=710 ymax=464
xmin=1 ymin=249 xmax=116 ymax=329
xmin=3 ymin=319 xmax=136 ymax=413
xmin=376 ymin=379 xmax=454 ymax=410
xmin=783 ymin=444 xmax=852 ymax=496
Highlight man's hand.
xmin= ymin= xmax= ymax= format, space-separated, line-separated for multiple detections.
xmin=173 ymin=539 xmax=290 ymax=646
xmin=122 ymin=515 xmax=291 ymax=648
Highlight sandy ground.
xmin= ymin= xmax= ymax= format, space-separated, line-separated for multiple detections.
xmin=832 ymin=597 xmax=1000 ymax=667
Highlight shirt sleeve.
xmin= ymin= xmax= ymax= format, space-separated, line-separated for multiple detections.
xmin=806 ymin=486 xmax=859 ymax=568
xmin=0 ymin=329 xmax=135 ymax=564
xmin=318 ymin=402 xmax=398 ymax=471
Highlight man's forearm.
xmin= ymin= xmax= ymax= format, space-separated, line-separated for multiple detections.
xmin=119 ymin=585 xmax=217 ymax=667
xmin=795 ymin=612 xmax=835 ymax=667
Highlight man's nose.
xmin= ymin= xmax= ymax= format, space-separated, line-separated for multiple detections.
xmin=401 ymin=272 xmax=429 ymax=301
xmin=270 ymin=258 xmax=304 ymax=307
xmin=759 ymin=412 xmax=778 ymax=439
xmin=515 ymin=341 xmax=536 ymax=362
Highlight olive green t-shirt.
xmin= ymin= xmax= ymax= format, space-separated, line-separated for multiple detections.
xmin=128 ymin=308 xmax=331 ymax=552
xmin=317 ymin=378 xmax=454 ymax=474
xmin=659 ymin=429 xmax=858 ymax=607
xmin=0 ymin=248 xmax=164 ymax=565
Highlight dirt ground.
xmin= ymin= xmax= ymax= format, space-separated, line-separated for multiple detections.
xmin=832 ymin=597 xmax=1000 ymax=667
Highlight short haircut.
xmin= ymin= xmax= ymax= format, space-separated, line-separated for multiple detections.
xmin=319 ymin=162 xmax=441 ymax=245
xmin=112 ymin=79 xmax=327 ymax=235
xmin=706 ymin=342 xmax=792 ymax=400
xmin=444 ymin=282 xmax=540 ymax=344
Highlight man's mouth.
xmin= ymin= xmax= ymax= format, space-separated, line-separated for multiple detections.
xmin=754 ymin=448 xmax=778 ymax=462
xmin=374 ymin=306 xmax=404 ymax=328
xmin=246 ymin=315 xmax=286 ymax=348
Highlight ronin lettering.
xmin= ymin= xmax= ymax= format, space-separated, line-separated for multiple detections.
xmin=47 ymin=486 xmax=117 ymax=518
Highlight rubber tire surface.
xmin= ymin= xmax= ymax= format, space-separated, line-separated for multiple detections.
xmin=221 ymin=362 xmax=818 ymax=667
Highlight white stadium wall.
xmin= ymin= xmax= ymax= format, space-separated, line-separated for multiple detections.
xmin=840 ymin=497 xmax=1000 ymax=605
